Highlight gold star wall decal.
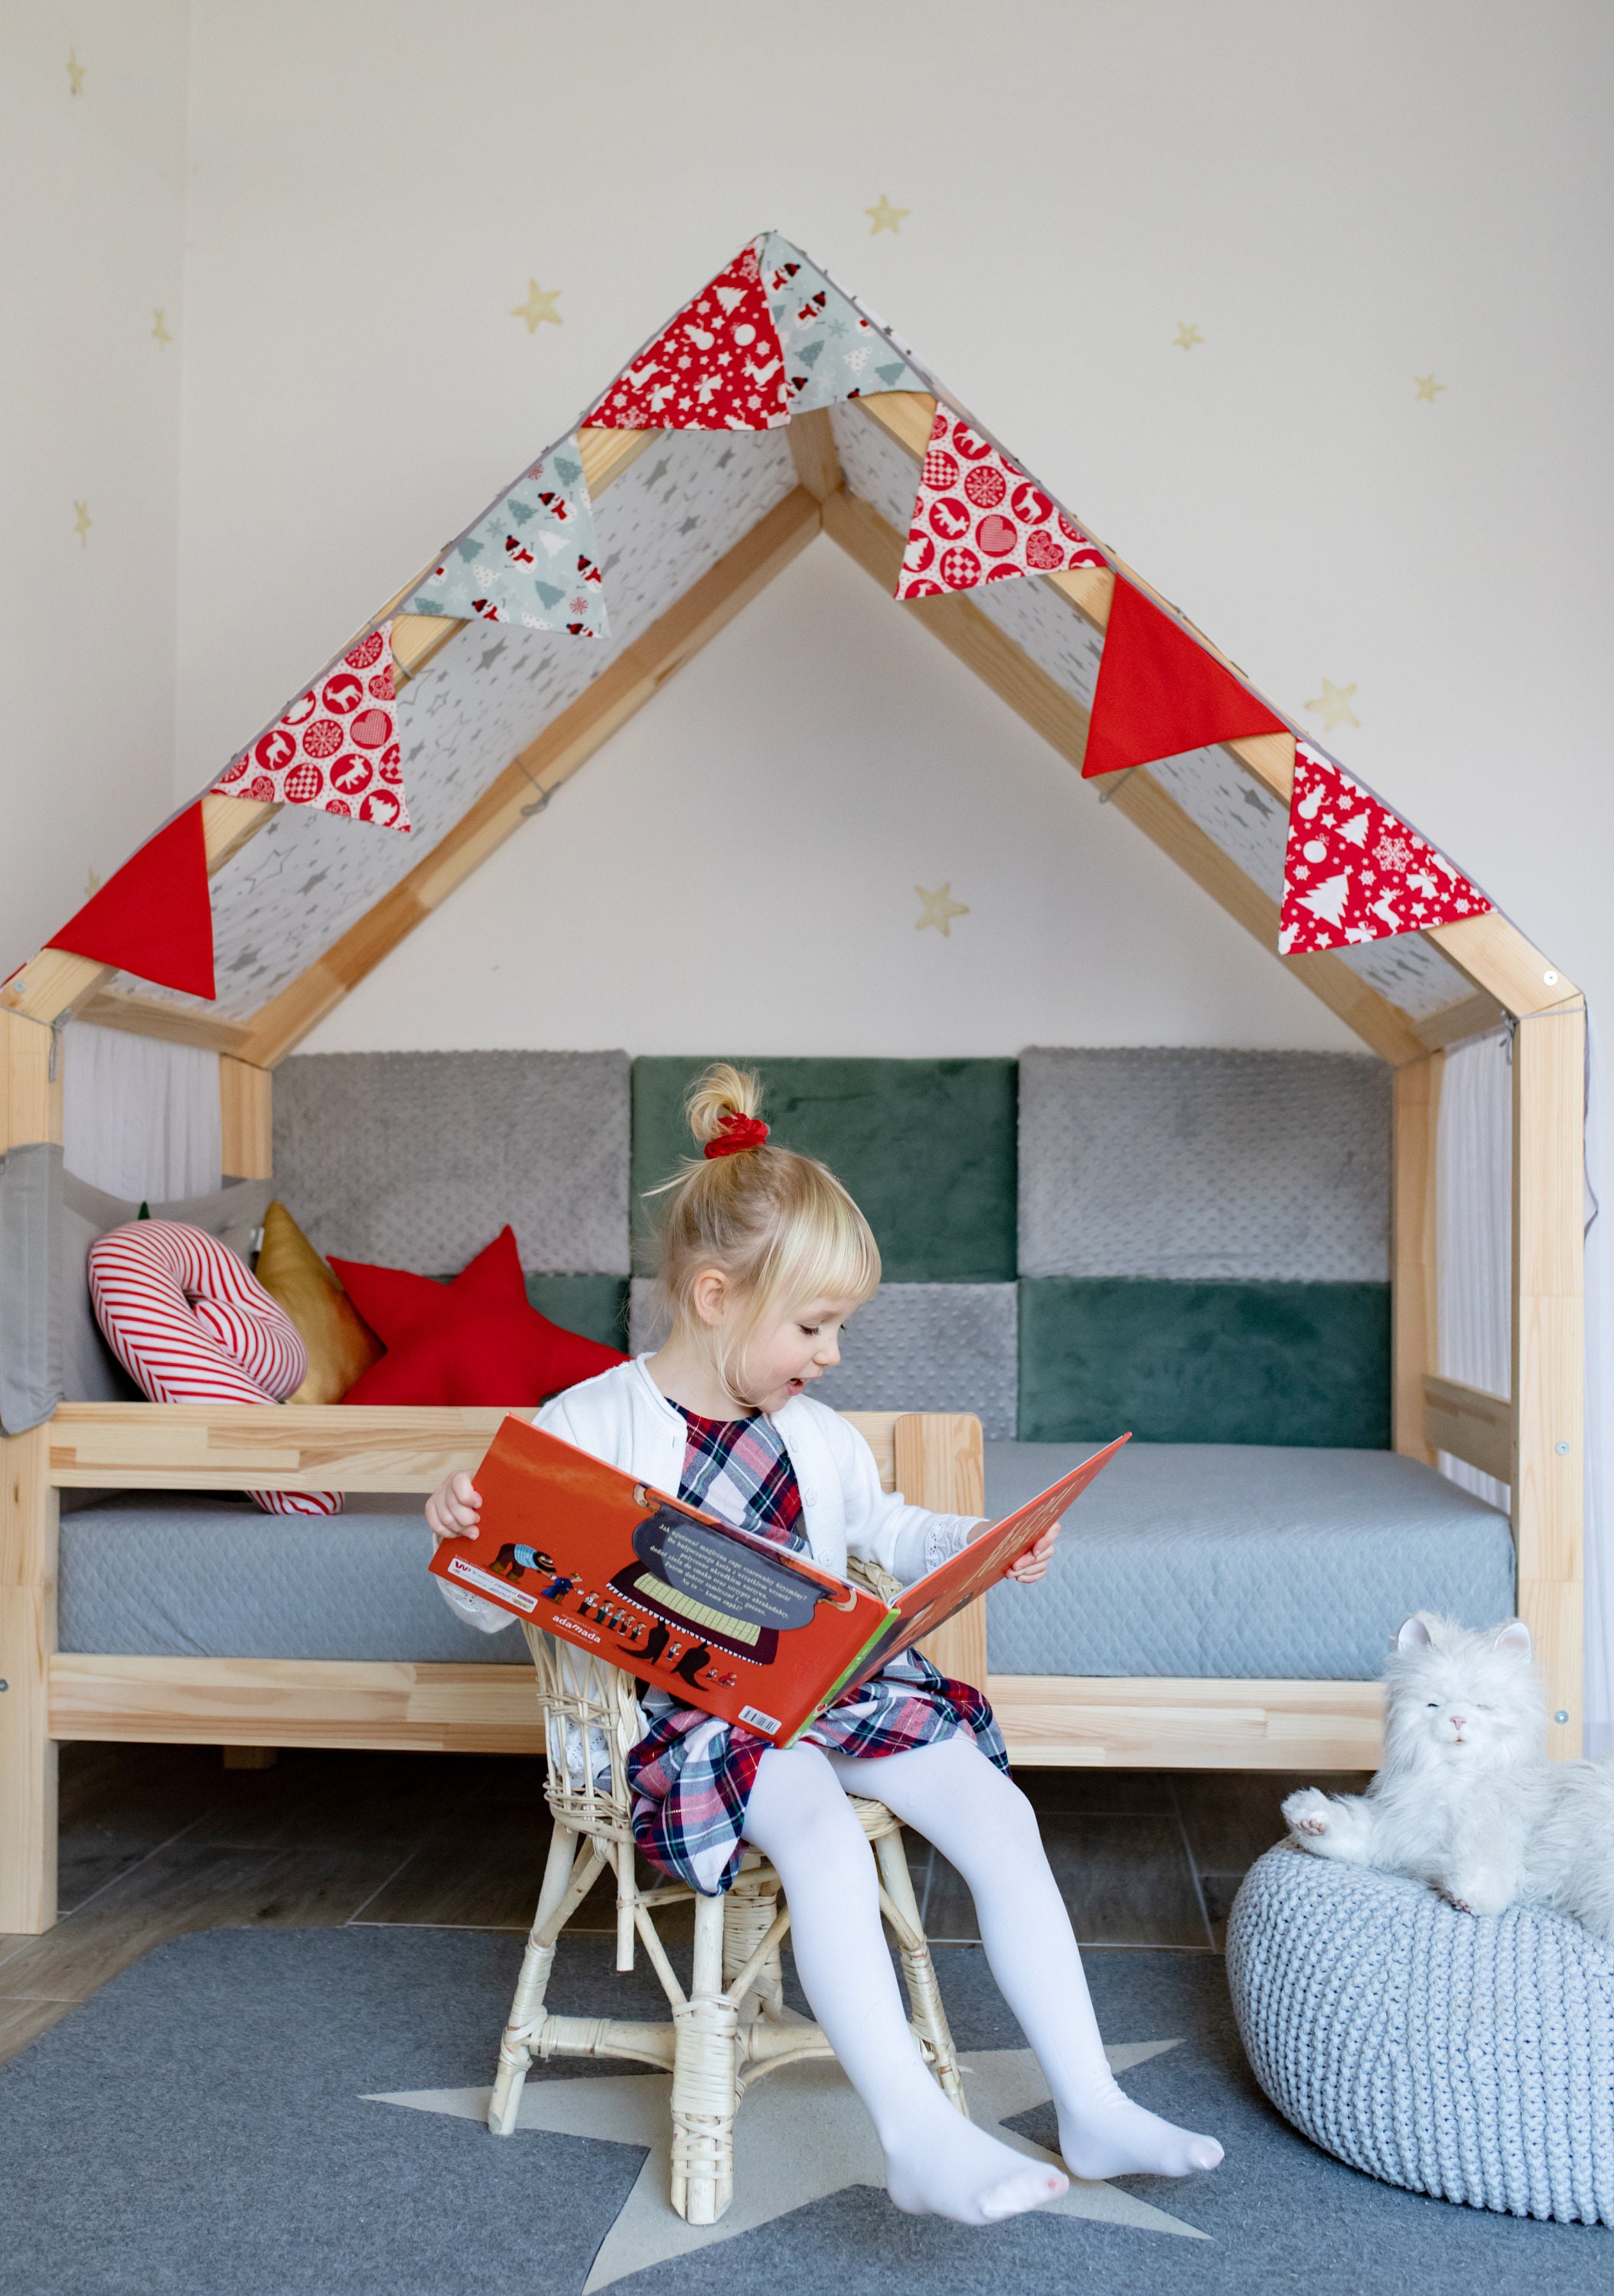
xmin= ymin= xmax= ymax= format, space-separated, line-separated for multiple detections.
xmin=152 ymin=309 xmax=172 ymax=345
xmin=1413 ymin=373 xmax=1446 ymax=403
xmin=83 ymin=868 xmax=101 ymax=898
xmin=1305 ymin=678 xmax=1359 ymax=732
xmin=67 ymin=47 xmax=85 ymax=94
xmin=1173 ymin=322 xmax=1204 ymax=351
xmin=915 ymin=882 xmax=969 ymax=935
xmin=510 ymin=281 xmax=562 ymax=332
xmin=866 ymin=194 xmax=910 ymax=236
xmin=73 ymin=500 xmax=92 ymax=549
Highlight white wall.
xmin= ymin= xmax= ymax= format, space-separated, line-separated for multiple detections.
xmin=0 ymin=0 xmax=190 ymax=977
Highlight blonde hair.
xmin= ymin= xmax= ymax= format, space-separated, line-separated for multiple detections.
xmin=647 ymin=1064 xmax=880 ymax=1401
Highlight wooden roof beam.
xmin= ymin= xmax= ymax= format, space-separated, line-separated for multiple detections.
xmin=239 ymin=482 xmax=823 ymax=1067
xmin=853 ymin=393 xmax=1577 ymax=1021
xmin=820 ymin=475 xmax=1426 ymax=1066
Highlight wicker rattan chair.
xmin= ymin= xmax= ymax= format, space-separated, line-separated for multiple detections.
xmin=487 ymin=1618 xmax=967 ymax=2226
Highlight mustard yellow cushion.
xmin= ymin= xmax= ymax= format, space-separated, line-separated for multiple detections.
xmin=253 ymin=1201 xmax=383 ymax=1404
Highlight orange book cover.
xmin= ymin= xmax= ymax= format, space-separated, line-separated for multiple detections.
xmin=428 ymin=1416 xmax=1130 ymax=1745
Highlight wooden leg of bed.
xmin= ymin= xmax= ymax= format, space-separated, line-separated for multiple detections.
xmin=0 ymin=1426 xmax=59 ymax=1934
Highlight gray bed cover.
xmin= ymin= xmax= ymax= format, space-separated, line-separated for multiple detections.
xmin=59 ymin=1443 xmax=1513 ymax=1683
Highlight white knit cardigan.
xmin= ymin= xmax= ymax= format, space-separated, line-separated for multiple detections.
xmin=437 ymin=1354 xmax=983 ymax=1636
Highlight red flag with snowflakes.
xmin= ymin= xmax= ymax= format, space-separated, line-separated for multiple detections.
xmin=1279 ymin=744 xmax=1490 ymax=954
xmin=48 ymin=802 xmax=215 ymax=999
xmin=895 ymin=405 xmax=1105 ymax=598
xmin=210 ymin=624 xmax=409 ymax=832
xmin=589 ymin=243 xmax=791 ymax=430
xmin=1081 ymin=576 xmax=1288 ymax=778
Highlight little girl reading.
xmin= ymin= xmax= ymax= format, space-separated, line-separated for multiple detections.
xmin=428 ymin=1065 xmax=1222 ymax=2225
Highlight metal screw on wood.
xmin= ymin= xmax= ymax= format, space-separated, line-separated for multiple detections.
xmin=0 ymin=1679 xmax=8 ymax=1691
xmin=1556 ymin=1441 xmax=1570 ymax=1455
xmin=1555 ymin=1711 xmax=1570 ymax=1724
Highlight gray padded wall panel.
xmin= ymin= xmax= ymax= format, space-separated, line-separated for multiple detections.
xmin=1019 ymin=1047 xmax=1391 ymax=1281
xmin=274 ymin=1051 xmax=630 ymax=1275
xmin=629 ymin=1278 xmax=1017 ymax=1438
xmin=0 ymin=1143 xmax=61 ymax=1433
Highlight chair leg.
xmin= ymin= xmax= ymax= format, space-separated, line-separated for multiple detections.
xmin=488 ymin=1819 xmax=581 ymax=2136
xmin=722 ymin=1864 xmax=786 ymax=2021
xmin=670 ymin=1891 xmax=738 ymax=2225
xmin=875 ymin=1828 xmax=968 ymax=2117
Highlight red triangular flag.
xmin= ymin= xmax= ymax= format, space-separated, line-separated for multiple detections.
xmin=1280 ymin=744 xmax=1490 ymax=954
xmin=588 ymin=243 xmax=791 ymax=431
xmin=211 ymin=623 xmax=410 ymax=831
xmin=48 ymin=803 xmax=216 ymax=999
xmin=1082 ymin=576 xmax=1288 ymax=778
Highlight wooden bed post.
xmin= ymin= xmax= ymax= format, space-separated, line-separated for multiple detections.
xmin=220 ymin=1056 xmax=272 ymax=1181
xmin=1512 ymin=1007 xmax=1586 ymax=1757
xmin=1392 ymin=1053 xmax=1441 ymax=1466
xmin=897 ymin=1412 xmax=988 ymax=1692
xmin=0 ymin=1006 xmax=62 ymax=1932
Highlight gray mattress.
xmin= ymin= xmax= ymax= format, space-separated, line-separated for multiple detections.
xmin=983 ymin=1443 xmax=1515 ymax=1680
xmin=59 ymin=1444 xmax=1515 ymax=1684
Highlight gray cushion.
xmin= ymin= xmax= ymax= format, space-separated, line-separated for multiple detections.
xmin=57 ymin=1491 xmax=527 ymax=1663
xmin=273 ymin=1050 xmax=629 ymax=1275
xmin=0 ymin=1142 xmax=63 ymax=1434
xmin=1019 ymin=1047 xmax=1391 ymax=1281
xmin=59 ymin=1174 xmax=275 ymax=1406
xmin=628 ymin=1279 xmax=1019 ymax=1438
xmin=983 ymin=1441 xmax=1515 ymax=1678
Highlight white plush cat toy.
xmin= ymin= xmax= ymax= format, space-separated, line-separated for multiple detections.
xmin=1283 ymin=1613 xmax=1614 ymax=1941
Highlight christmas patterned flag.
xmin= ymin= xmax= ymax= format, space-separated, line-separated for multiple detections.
xmin=211 ymin=625 xmax=409 ymax=832
xmin=49 ymin=803 xmax=215 ymax=999
xmin=399 ymin=438 xmax=608 ymax=638
xmin=589 ymin=243 xmax=791 ymax=430
xmin=1081 ymin=575 xmax=1288 ymax=778
xmin=895 ymin=405 xmax=1106 ymax=599
xmin=1279 ymin=744 xmax=1490 ymax=954
xmin=758 ymin=233 xmax=927 ymax=411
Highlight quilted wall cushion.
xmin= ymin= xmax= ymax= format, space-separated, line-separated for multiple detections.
xmin=628 ymin=1278 xmax=1018 ymax=1437
xmin=983 ymin=1441 xmax=1515 ymax=1678
xmin=1019 ymin=1046 xmax=1391 ymax=1281
xmin=1017 ymin=1276 xmax=1391 ymax=1447
xmin=272 ymin=1050 xmax=630 ymax=1276
xmin=631 ymin=1057 xmax=1017 ymax=1282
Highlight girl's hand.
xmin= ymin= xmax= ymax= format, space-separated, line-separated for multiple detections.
xmin=426 ymin=1472 xmax=482 ymax=1544
xmin=1006 ymin=1525 xmax=1060 ymax=1584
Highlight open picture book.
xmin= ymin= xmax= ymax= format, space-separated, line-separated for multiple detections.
xmin=429 ymin=1417 xmax=1130 ymax=1745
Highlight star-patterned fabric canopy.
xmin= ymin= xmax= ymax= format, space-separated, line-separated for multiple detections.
xmin=49 ymin=229 xmax=1492 ymax=1043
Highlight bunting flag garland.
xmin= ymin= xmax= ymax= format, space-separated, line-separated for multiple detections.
xmin=210 ymin=625 xmax=410 ymax=832
xmin=1081 ymin=576 xmax=1288 ymax=778
xmin=758 ymin=233 xmax=927 ymax=411
xmin=48 ymin=803 xmax=216 ymax=998
xmin=1279 ymin=744 xmax=1490 ymax=954
xmin=589 ymin=243 xmax=791 ymax=430
xmin=399 ymin=439 xmax=608 ymax=638
xmin=895 ymin=405 xmax=1106 ymax=600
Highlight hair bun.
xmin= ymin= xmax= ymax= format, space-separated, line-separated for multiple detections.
xmin=684 ymin=1062 xmax=765 ymax=1147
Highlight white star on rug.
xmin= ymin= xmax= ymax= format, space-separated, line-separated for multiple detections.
xmin=368 ymin=2039 xmax=1206 ymax=2291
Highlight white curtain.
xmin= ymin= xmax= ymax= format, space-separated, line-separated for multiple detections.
xmin=1584 ymin=1015 xmax=1611 ymax=1756
xmin=1436 ymin=1029 xmax=1511 ymax=1511
xmin=61 ymin=1022 xmax=222 ymax=1202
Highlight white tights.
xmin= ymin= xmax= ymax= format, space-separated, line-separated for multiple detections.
xmin=740 ymin=1732 xmax=1222 ymax=2225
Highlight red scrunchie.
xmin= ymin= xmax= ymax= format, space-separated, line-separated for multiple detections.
xmin=704 ymin=1112 xmax=769 ymax=1159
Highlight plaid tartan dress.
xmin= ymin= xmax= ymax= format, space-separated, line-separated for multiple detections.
xmin=627 ymin=1407 xmax=1006 ymax=1896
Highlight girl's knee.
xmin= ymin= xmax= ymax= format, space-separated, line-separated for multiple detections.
xmin=745 ymin=1743 xmax=863 ymax=1855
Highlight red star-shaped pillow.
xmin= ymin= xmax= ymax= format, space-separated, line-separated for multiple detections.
xmin=332 ymin=1226 xmax=624 ymax=1407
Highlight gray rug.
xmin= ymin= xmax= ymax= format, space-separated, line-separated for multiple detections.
xmin=1 ymin=1928 xmax=1606 ymax=2294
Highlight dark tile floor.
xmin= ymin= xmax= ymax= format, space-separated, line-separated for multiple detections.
xmin=0 ymin=1742 xmax=1367 ymax=2065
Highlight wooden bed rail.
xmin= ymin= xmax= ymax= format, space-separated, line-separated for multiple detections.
xmin=1423 ymin=1375 xmax=1513 ymax=1487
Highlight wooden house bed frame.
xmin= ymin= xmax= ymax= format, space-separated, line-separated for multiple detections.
xmin=1 ymin=391 xmax=1586 ymax=1939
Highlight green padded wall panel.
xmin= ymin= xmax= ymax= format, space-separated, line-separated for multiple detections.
xmin=1018 ymin=1277 xmax=1391 ymax=1448
xmin=631 ymin=1058 xmax=1017 ymax=1283
xmin=525 ymin=1274 xmax=630 ymax=1352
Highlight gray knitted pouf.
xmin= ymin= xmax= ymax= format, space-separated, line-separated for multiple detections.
xmin=1227 ymin=1844 xmax=1614 ymax=2225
